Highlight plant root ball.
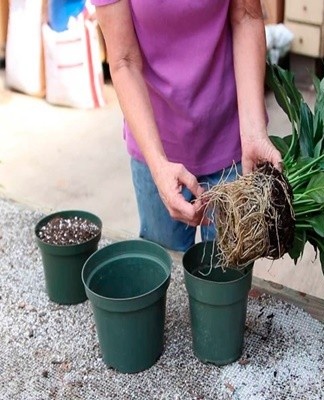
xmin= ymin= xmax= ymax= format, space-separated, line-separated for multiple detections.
xmin=200 ymin=162 xmax=295 ymax=268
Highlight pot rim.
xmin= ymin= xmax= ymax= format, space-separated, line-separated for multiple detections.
xmin=182 ymin=241 xmax=253 ymax=285
xmin=183 ymin=263 xmax=253 ymax=285
xmin=82 ymin=239 xmax=172 ymax=303
xmin=35 ymin=209 xmax=102 ymax=248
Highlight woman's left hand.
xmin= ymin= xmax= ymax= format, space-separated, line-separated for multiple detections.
xmin=240 ymin=133 xmax=283 ymax=174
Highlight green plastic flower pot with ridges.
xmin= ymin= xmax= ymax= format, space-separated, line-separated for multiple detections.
xmin=183 ymin=241 xmax=253 ymax=366
xmin=82 ymin=239 xmax=172 ymax=374
xmin=35 ymin=210 xmax=102 ymax=305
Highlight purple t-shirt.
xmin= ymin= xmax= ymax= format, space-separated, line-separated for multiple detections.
xmin=92 ymin=0 xmax=241 ymax=175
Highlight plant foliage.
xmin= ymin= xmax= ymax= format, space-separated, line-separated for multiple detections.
xmin=266 ymin=62 xmax=324 ymax=275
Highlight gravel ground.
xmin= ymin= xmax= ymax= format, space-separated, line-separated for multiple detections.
xmin=0 ymin=196 xmax=323 ymax=400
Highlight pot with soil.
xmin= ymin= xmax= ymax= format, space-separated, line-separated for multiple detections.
xmin=82 ymin=239 xmax=172 ymax=373
xmin=35 ymin=210 xmax=102 ymax=305
xmin=183 ymin=241 xmax=253 ymax=366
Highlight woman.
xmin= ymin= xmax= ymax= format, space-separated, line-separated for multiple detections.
xmin=92 ymin=0 xmax=282 ymax=251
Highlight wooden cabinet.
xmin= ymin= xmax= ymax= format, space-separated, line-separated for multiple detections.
xmin=285 ymin=0 xmax=324 ymax=24
xmin=0 ymin=0 xmax=9 ymax=59
xmin=285 ymin=0 xmax=324 ymax=57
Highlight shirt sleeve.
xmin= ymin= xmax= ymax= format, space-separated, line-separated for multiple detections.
xmin=91 ymin=0 xmax=120 ymax=6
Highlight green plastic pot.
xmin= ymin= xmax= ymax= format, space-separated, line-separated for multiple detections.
xmin=82 ymin=239 xmax=172 ymax=374
xmin=183 ymin=241 xmax=253 ymax=366
xmin=35 ymin=210 xmax=102 ymax=305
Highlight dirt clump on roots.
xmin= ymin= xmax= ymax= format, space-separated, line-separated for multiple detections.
xmin=200 ymin=162 xmax=295 ymax=268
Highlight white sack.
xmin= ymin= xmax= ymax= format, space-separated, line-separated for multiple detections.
xmin=265 ymin=23 xmax=294 ymax=64
xmin=42 ymin=10 xmax=106 ymax=109
xmin=5 ymin=0 xmax=45 ymax=97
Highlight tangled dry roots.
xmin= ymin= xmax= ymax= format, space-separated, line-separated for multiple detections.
xmin=199 ymin=163 xmax=295 ymax=268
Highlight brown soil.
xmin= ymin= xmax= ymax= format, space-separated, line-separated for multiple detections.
xmin=257 ymin=162 xmax=295 ymax=259
xmin=37 ymin=216 xmax=100 ymax=246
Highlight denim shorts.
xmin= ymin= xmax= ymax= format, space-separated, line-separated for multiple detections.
xmin=131 ymin=158 xmax=242 ymax=252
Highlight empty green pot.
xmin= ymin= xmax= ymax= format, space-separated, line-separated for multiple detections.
xmin=183 ymin=241 xmax=253 ymax=366
xmin=82 ymin=239 xmax=172 ymax=374
xmin=35 ymin=210 xmax=102 ymax=305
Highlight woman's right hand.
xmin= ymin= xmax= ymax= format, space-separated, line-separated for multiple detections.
xmin=150 ymin=159 xmax=206 ymax=227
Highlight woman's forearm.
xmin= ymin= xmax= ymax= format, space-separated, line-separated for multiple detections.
xmin=229 ymin=0 xmax=282 ymax=173
xmin=111 ymin=63 xmax=168 ymax=170
xmin=96 ymin=2 xmax=167 ymax=173
xmin=230 ymin=0 xmax=267 ymax=141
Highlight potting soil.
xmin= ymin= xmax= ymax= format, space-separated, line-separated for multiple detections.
xmin=0 ymin=197 xmax=323 ymax=400
xmin=37 ymin=216 xmax=100 ymax=245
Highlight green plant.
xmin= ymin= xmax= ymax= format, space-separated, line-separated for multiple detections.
xmin=266 ymin=62 xmax=324 ymax=273
xmin=198 ymin=63 xmax=323 ymax=274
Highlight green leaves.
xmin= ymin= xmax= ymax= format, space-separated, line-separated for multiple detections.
xmin=266 ymin=62 xmax=302 ymax=122
xmin=267 ymin=62 xmax=324 ymax=163
xmin=307 ymin=233 xmax=324 ymax=275
xmin=308 ymin=214 xmax=324 ymax=237
xmin=306 ymin=172 xmax=324 ymax=203
xmin=266 ymin=62 xmax=302 ymax=162
xmin=288 ymin=230 xmax=306 ymax=263
xmin=269 ymin=135 xmax=290 ymax=158
xmin=313 ymin=113 xmax=324 ymax=156
xmin=267 ymin=61 xmax=324 ymax=275
xmin=299 ymin=102 xmax=314 ymax=158
xmin=313 ymin=74 xmax=324 ymax=126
